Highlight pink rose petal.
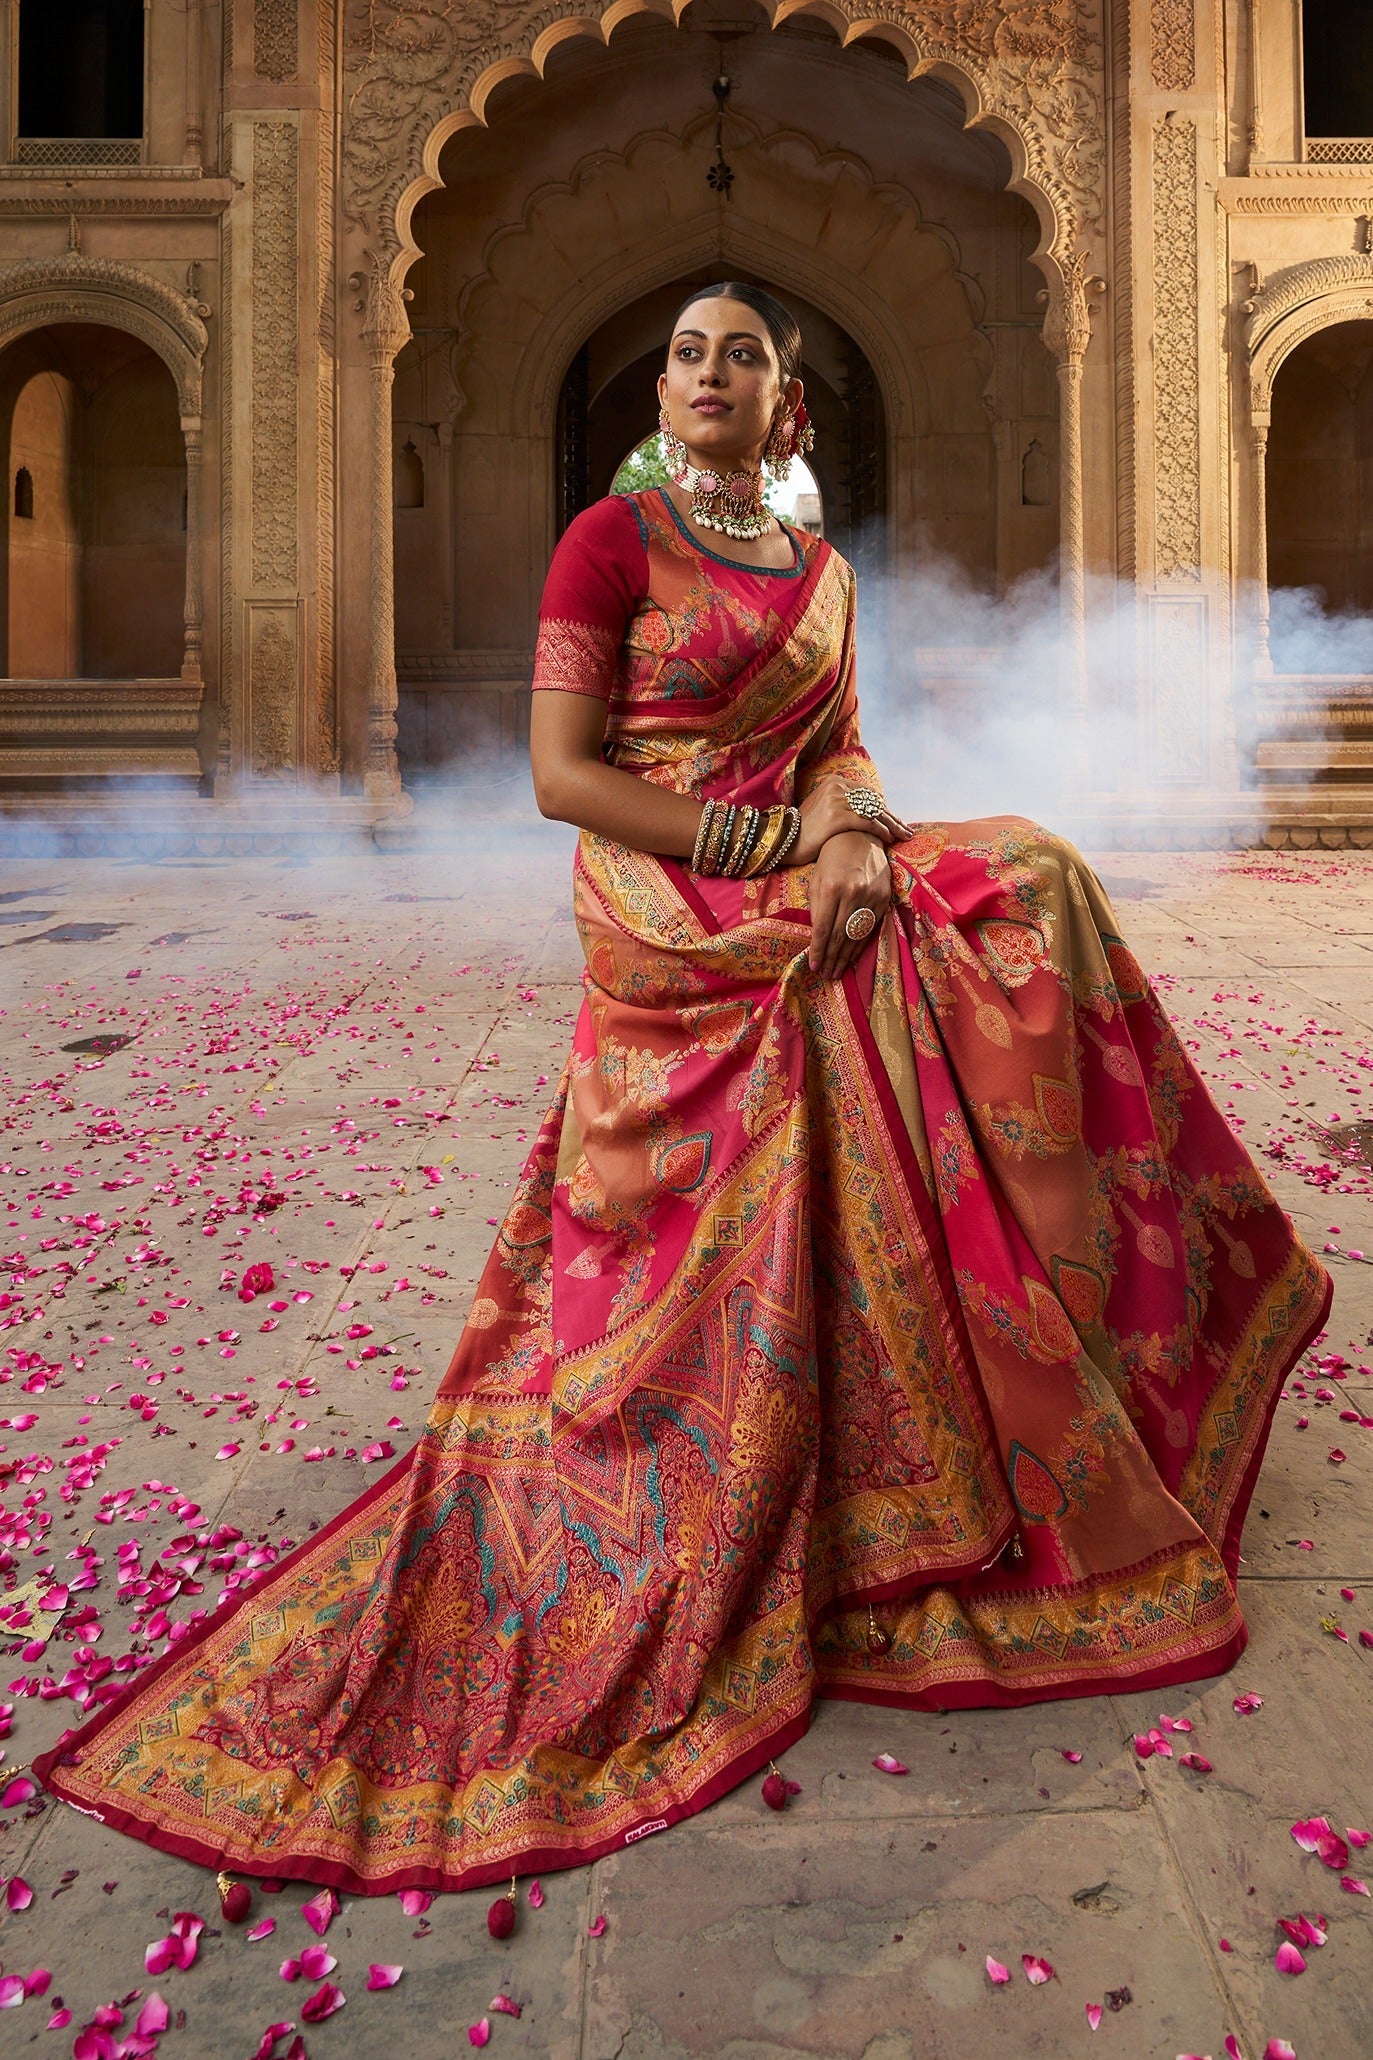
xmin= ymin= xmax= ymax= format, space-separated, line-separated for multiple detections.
xmin=1086 ymin=2002 xmax=1103 ymax=2030
xmin=250 ymin=2023 xmax=294 ymax=2060
xmin=48 ymin=2008 xmax=73 ymax=2030
xmin=528 ymin=1879 xmax=545 ymax=1909
xmin=1224 ymin=2039 xmax=1244 ymax=2060
xmin=0 ymin=1975 xmax=25 ymax=2007
xmin=298 ymin=1946 xmax=336 ymax=1980
xmin=1340 ymin=1876 xmax=1369 ymax=1895
xmin=397 ymin=1888 xmax=431 ymax=1916
xmin=1 ymin=1776 xmax=36 ymax=1807
xmin=300 ymin=1980 xmax=345 ymax=2023
xmin=1348 ymin=1827 xmax=1372 ymax=1848
xmin=1021 ymin=1954 xmax=1054 ymax=1985
xmin=1290 ymin=1816 xmax=1350 ymax=1870
xmin=986 ymin=1955 xmax=1011 ymax=1984
xmin=1274 ymin=1941 xmax=1307 ymax=1975
xmin=490 ymin=1994 xmax=523 ymax=2018
xmin=1133 ymin=1733 xmax=1155 ymax=1759
xmin=144 ymin=1938 xmax=176 ymax=1977
xmin=1233 ymin=1692 xmax=1264 ymax=1715
xmin=1059 ymin=1749 xmax=1083 ymax=1764
xmin=23 ymin=1968 xmax=50 ymax=1999
xmin=301 ymin=1886 xmax=338 ymax=1935
xmin=1263 ymin=2042 xmax=1297 ymax=2060
xmin=367 ymin=1964 xmax=403 ymax=1990
xmin=468 ymin=2021 xmax=490 ymax=2048
xmin=135 ymin=1995 xmax=169 ymax=2037
xmin=5 ymin=1874 xmax=33 ymax=1910
xmin=872 ymin=1752 xmax=909 ymax=1775
xmin=587 ymin=1913 xmax=607 ymax=1937
xmin=247 ymin=1917 xmax=277 ymax=1941
xmin=1180 ymin=1753 xmax=1214 ymax=1773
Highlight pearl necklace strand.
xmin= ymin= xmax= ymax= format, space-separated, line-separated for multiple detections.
xmin=671 ymin=458 xmax=773 ymax=542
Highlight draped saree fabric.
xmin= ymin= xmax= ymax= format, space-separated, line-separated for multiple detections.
xmin=36 ymin=490 xmax=1330 ymax=1894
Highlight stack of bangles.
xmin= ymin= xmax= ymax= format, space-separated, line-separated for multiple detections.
xmin=690 ymin=799 xmax=802 ymax=878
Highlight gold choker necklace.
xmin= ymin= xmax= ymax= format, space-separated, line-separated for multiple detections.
xmin=671 ymin=459 xmax=772 ymax=542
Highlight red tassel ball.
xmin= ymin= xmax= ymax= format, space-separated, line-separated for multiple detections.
xmin=761 ymin=1771 xmax=788 ymax=1811
xmin=487 ymin=1894 xmax=516 ymax=1940
xmin=218 ymin=1876 xmax=252 ymax=1924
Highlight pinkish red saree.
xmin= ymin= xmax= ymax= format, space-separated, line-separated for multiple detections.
xmin=37 ymin=490 xmax=1330 ymax=1894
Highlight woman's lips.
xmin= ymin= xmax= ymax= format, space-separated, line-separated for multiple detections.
xmin=691 ymin=399 xmax=730 ymax=414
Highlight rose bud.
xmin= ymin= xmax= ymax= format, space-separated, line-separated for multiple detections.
xmin=218 ymin=1873 xmax=252 ymax=1924
xmin=487 ymin=1879 xmax=517 ymax=1940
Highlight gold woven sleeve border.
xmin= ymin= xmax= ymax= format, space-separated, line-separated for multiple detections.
xmin=531 ymin=617 xmax=619 ymax=698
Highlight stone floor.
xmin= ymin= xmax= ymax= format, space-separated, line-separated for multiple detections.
xmin=0 ymin=827 xmax=1370 ymax=2060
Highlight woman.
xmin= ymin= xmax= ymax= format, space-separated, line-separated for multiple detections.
xmin=37 ymin=284 xmax=1329 ymax=1896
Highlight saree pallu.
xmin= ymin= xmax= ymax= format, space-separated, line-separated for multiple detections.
xmin=37 ymin=503 xmax=1330 ymax=1895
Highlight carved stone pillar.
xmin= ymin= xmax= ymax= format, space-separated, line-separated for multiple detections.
xmin=1040 ymin=251 xmax=1099 ymax=763
xmin=353 ymin=256 xmax=412 ymax=802
xmin=1250 ymin=420 xmax=1273 ymax=676
xmin=180 ymin=417 xmax=204 ymax=685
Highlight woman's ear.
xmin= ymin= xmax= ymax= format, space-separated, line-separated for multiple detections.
xmin=657 ymin=370 xmax=668 ymax=408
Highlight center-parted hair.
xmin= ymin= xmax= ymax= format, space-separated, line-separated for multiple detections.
xmin=669 ymin=281 xmax=803 ymax=386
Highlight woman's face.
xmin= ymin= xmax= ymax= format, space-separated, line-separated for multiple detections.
xmin=658 ymin=297 xmax=802 ymax=470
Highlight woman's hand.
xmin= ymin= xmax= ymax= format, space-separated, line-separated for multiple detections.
xmin=807 ymin=831 xmax=892 ymax=979
xmin=792 ymin=772 xmax=910 ymax=867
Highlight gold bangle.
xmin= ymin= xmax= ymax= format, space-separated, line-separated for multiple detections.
xmin=701 ymin=801 xmax=732 ymax=876
xmin=691 ymin=799 xmax=716 ymax=873
xmin=741 ymin=804 xmax=785 ymax=877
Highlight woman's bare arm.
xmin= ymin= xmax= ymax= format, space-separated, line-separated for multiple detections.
xmin=530 ymin=691 xmax=704 ymax=854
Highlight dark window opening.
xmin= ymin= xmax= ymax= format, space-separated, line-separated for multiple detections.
xmin=1303 ymin=1 xmax=1373 ymax=139
xmin=18 ymin=0 xmax=145 ymax=141
xmin=14 ymin=469 xmax=34 ymax=521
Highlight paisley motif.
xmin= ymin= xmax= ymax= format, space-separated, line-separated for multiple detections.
xmin=1008 ymin=1440 xmax=1070 ymax=1523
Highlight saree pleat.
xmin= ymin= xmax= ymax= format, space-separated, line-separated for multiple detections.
xmin=36 ymin=501 xmax=1330 ymax=1894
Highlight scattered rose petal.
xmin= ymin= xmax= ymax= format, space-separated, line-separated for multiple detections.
xmin=986 ymin=1956 xmax=1011 ymax=1985
xmin=1274 ymin=1941 xmax=1307 ymax=1975
xmin=367 ymin=1964 xmax=402 ymax=1990
xmin=490 ymin=1994 xmax=523 ymax=2018
xmin=300 ymin=1980 xmax=345 ymax=2023
xmin=587 ymin=1913 xmax=607 ymax=1937
xmin=872 ymin=1753 xmax=909 ymax=1775
xmin=1022 ymin=1954 xmax=1054 ymax=1984
xmin=1340 ymin=1876 xmax=1369 ymax=1895
xmin=1224 ymin=2039 xmax=1244 ymax=2060
xmin=397 ymin=1889 xmax=431 ymax=1916
xmin=247 ymin=1918 xmax=277 ymax=1941
xmin=1291 ymin=1816 xmax=1351 ymax=1869
xmin=1348 ymin=1827 xmax=1372 ymax=1848
xmin=468 ymin=2021 xmax=490 ymax=2048
xmin=1263 ymin=2042 xmax=1297 ymax=2060
xmin=1233 ymin=1692 xmax=1264 ymax=1714
xmin=527 ymin=1880 xmax=544 ymax=1909
xmin=1180 ymin=1753 xmax=1214 ymax=1773
xmin=1059 ymin=1749 xmax=1083 ymax=1764
xmin=301 ymin=1887 xmax=338 ymax=1935
xmin=1086 ymin=2002 xmax=1103 ymax=2031
xmin=0 ymin=1975 xmax=24 ymax=2007
xmin=1 ymin=1777 xmax=36 ymax=1807
xmin=250 ymin=2022 xmax=293 ymax=2060
xmin=134 ymin=1995 xmax=168 ymax=2037
xmin=5 ymin=1875 xmax=33 ymax=1910
xmin=1133 ymin=1733 xmax=1155 ymax=1759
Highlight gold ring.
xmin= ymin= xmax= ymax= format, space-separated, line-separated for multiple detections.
xmin=844 ymin=906 xmax=877 ymax=942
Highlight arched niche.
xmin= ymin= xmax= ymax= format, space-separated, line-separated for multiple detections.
xmin=1267 ymin=319 xmax=1373 ymax=649
xmin=0 ymin=323 xmax=187 ymax=682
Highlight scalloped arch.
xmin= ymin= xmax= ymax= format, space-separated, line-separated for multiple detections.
xmin=442 ymin=115 xmax=992 ymax=437
xmin=342 ymin=0 xmax=1103 ymax=306
xmin=1247 ymin=256 xmax=1373 ymax=421
xmin=0 ymin=256 xmax=209 ymax=415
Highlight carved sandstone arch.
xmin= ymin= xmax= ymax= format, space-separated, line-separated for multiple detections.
xmin=0 ymin=255 xmax=212 ymax=685
xmin=344 ymin=0 xmax=1107 ymax=790
xmin=1243 ymin=256 xmax=1373 ymax=672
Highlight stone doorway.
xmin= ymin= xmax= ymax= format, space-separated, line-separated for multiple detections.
xmin=1267 ymin=319 xmax=1373 ymax=651
xmin=390 ymin=7 xmax=1058 ymax=779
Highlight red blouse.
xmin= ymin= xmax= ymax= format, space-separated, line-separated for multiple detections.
xmin=531 ymin=489 xmax=824 ymax=717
